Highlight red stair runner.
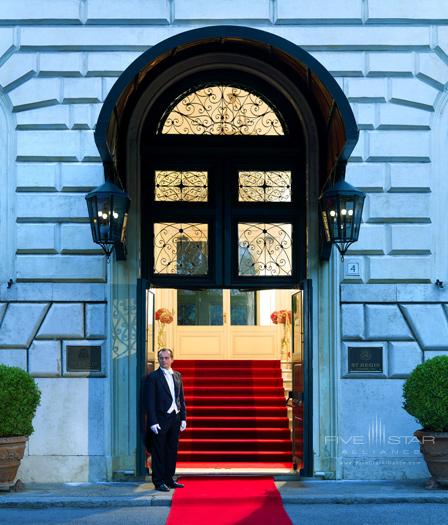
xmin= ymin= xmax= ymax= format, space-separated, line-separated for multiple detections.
xmin=175 ymin=359 xmax=293 ymax=468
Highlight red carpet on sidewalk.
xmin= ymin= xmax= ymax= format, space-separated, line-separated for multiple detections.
xmin=166 ymin=476 xmax=293 ymax=525
xmin=174 ymin=360 xmax=295 ymax=468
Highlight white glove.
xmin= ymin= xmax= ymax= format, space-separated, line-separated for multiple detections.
xmin=151 ymin=424 xmax=161 ymax=435
xmin=180 ymin=420 xmax=187 ymax=432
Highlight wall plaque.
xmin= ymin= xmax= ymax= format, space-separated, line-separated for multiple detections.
xmin=66 ymin=345 xmax=101 ymax=372
xmin=348 ymin=346 xmax=383 ymax=373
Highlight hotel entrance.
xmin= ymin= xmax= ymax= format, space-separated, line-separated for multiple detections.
xmin=96 ymin=26 xmax=358 ymax=480
xmin=137 ymin=283 xmax=312 ymax=476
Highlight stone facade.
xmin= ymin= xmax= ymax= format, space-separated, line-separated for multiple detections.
xmin=0 ymin=1 xmax=448 ymax=481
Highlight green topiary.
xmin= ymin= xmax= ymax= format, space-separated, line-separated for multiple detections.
xmin=0 ymin=365 xmax=41 ymax=438
xmin=403 ymin=355 xmax=448 ymax=432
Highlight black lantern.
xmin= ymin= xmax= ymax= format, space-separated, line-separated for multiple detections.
xmin=85 ymin=181 xmax=130 ymax=258
xmin=320 ymin=179 xmax=365 ymax=259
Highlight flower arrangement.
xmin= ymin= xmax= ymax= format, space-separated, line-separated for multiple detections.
xmin=271 ymin=309 xmax=292 ymax=360
xmin=155 ymin=307 xmax=174 ymax=348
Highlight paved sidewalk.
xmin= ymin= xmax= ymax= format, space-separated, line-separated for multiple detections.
xmin=0 ymin=479 xmax=447 ymax=508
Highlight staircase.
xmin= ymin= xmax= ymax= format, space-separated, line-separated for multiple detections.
xmin=175 ymin=359 xmax=293 ymax=467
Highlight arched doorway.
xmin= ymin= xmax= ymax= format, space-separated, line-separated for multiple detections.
xmin=95 ymin=26 xmax=358 ymax=480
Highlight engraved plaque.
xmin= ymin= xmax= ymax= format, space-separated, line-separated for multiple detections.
xmin=348 ymin=346 xmax=383 ymax=373
xmin=66 ymin=346 xmax=101 ymax=372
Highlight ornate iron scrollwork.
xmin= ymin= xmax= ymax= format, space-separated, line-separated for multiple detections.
xmin=238 ymin=171 xmax=292 ymax=202
xmin=155 ymin=170 xmax=208 ymax=202
xmin=154 ymin=223 xmax=208 ymax=275
xmin=238 ymin=223 xmax=292 ymax=276
xmin=159 ymin=84 xmax=286 ymax=136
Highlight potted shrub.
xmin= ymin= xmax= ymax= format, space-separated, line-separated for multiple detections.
xmin=0 ymin=365 xmax=41 ymax=491
xmin=403 ymin=355 xmax=448 ymax=488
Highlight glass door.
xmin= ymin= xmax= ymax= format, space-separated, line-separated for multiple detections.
xmin=137 ymin=279 xmax=155 ymax=477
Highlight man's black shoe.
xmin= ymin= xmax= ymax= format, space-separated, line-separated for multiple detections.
xmin=155 ymin=483 xmax=170 ymax=492
xmin=167 ymin=481 xmax=184 ymax=489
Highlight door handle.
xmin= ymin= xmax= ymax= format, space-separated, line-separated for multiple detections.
xmin=223 ymin=313 xmax=228 ymax=324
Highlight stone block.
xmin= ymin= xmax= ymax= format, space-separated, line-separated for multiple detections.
xmin=389 ymin=225 xmax=431 ymax=255
xmin=401 ymin=304 xmax=448 ymax=350
xmin=0 ymin=283 xmax=107 ymax=303
xmin=345 ymin=163 xmax=385 ymax=192
xmin=17 ymin=130 xmax=80 ymax=161
xmin=365 ymin=305 xmax=412 ymax=340
xmin=367 ymin=130 xmax=430 ymax=162
xmin=0 ymin=303 xmax=49 ymax=348
xmin=16 ymin=105 xmax=70 ymax=130
xmin=367 ymin=1 xmax=448 ymax=21
xmin=60 ymin=223 xmax=99 ymax=252
xmin=0 ymin=349 xmax=27 ymax=369
xmin=342 ymin=304 xmax=364 ymax=340
xmin=87 ymin=0 xmax=169 ymax=23
xmin=0 ymin=0 xmax=82 ymax=22
xmin=20 ymin=25 xmax=430 ymax=51
xmin=9 ymin=78 xmax=61 ymax=112
xmin=388 ymin=342 xmax=422 ymax=378
xmin=36 ymin=303 xmax=84 ymax=339
xmin=102 ymin=77 xmax=118 ymax=100
xmin=390 ymin=78 xmax=438 ymax=111
xmin=0 ymin=303 xmax=6 ymax=324
xmin=367 ymin=52 xmax=414 ymax=77
xmin=310 ymin=52 xmax=364 ymax=77
xmin=60 ymin=163 xmax=103 ymax=191
xmin=341 ymin=284 xmax=397 ymax=303
xmin=417 ymin=53 xmax=448 ymax=90
xmin=71 ymin=105 xmax=91 ymax=130
xmin=277 ymin=0 xmax=362 ymax=22
xmin=39 ymin=53 xmax=83 ymax=77
xmin=28 ymin=378 xmax=105 ymax=456
xmin=424 ymin=350 xmax=448 ymax=362
xmin=86 ymin=303 xmax=107 ymax=338
xmin=175 ymin=0 xmax=270 ymax=21
xmin=17 ymin=224 xmax=57 ymax=253
xmin=80 ymin=130 xmax=101 ymax=161
xmin=354 ymin=103 xmax=375 ymax=130
xmin=29 ymin=340 xmax=61 ymax=376
xmin=347 ymin=225 xmax=386 ymax=255
xmin=346 ymin=78 xmax=386 ymax=102
xmin=366 ymin=194 xmax=430 ymax=223
xmin=349 ymin=131 xmax=364 ymax=161
xmin=86 ymin=51 xmax=140 ymax=76
xmin=63 ymin=78 xmax=102 ymax=103
xmin=16 ymin=255 xmax=106 ymax=282
xmin=18 ymin=455 xmax=107 ymax=483
xmin=16 ymin=163 xmax=58 ymax=191
xmin=389 ymin=164 xmax=430 ymax=192
xmin=0 ymin=53 xmax=37 ymax=91
xmin=397 ymin=284 xmax=448 ymax=303
xmin=378 ymin=104 xmax=431 ymax=130
xmin=369 ymin=256 xmax=431 ymax=283
xmin=16 ymin=193 xmax=88 ymax=220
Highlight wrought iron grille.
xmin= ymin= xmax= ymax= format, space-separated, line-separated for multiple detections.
xmin=154 ymin=223 xmax=208 ymax=275
xmin=155 ymin=170 xmax=208 ymax=202
xmin=159 ymin=84 xmax=286 ymax=136
xmin=238 ymin=223 xmax=292 ymax=276
xmin=238 ymin=171 xmax=292 ymax=202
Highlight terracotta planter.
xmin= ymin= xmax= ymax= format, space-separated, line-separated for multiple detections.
xmin=0 ymin=436 xmax=27 ymax=489
xmin=415 ymin=430 xmax=448 ymax=486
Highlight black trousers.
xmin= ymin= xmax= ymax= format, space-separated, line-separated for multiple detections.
xmin=150 ymin=412 xmax=181 ymax=486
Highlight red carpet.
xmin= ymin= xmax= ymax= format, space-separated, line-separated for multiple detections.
xmin=166 ymin=476 xmax=293 ymax=525
xmin=174 ymin=360 xmax=295 ymax=468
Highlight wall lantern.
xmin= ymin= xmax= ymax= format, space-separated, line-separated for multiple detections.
xmin=320 ymin=179 xmax=365 ymax=260
xmin=85 ymin=181 xmax=130 ymax=259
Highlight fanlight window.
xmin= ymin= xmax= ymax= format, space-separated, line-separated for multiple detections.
xmin=159 ymin=84 xmax=286 ymax=136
